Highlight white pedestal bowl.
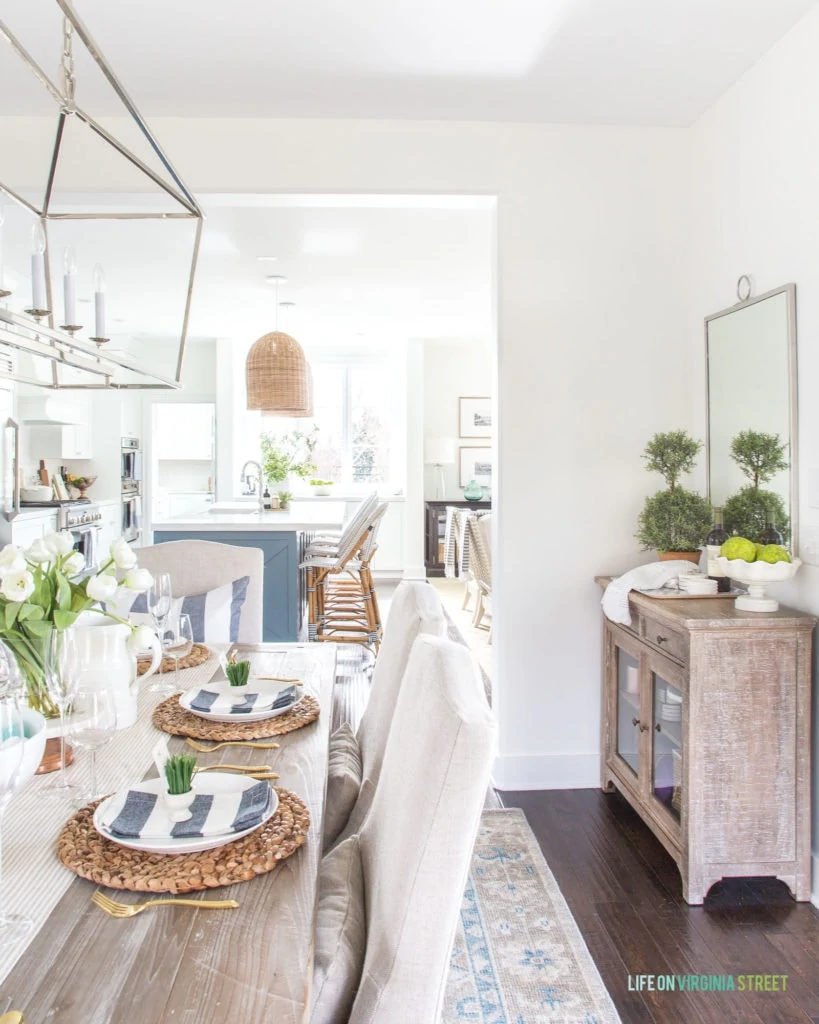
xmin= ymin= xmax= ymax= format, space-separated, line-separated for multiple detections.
xmin=716 ymin=556 xmax=801 ymax=612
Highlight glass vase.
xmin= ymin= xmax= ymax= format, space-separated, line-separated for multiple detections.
xmin=463 ymin=479 xmax=484 ymax=502
xmin=1 ymin=636 xmax=59 ymax=719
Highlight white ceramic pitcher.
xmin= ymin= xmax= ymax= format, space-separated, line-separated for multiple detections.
xmin=69 ymin=620 xmax=162 ymax=729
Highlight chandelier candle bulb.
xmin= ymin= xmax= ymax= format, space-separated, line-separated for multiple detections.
xmin=92 ymin=264 xmax=106 ymax=338
xmin=31 ymin=222 xmax=47 ymax=312
xmin=63 ymin=247 xmax=77 ymax=326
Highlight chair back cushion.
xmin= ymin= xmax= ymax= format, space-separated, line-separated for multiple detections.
xmin=311 ymin=835 xmax=366 ymax=1024
xmin=350 ymin=635 xmax=496 ymax=1024
xmin=133 ymin=540 xmax=263 ymax=642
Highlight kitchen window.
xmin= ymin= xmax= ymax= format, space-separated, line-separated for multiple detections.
xmin=247 ymin=356 xmax=403 ymax=493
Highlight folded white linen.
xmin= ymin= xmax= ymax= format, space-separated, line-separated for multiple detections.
xmin=602 ymin=561 xmax=700 ymax=626
xmin=103 ymin=780 xmax=271 ymax=840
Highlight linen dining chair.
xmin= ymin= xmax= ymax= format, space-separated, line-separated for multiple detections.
xmin=130 ymin=540 xmax=264 ymax=643
xmin=311 ymin=634 xmax=496 ymax=1024
xmin=322 ymin=580 xmax=447 ymax=850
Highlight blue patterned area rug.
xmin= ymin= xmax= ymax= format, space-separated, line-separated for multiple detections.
xmin=444 ymin=809 xmax=622 ymax=1024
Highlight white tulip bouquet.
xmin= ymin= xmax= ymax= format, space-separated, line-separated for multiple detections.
xmin=0 ymin=534 xmax=154 ymax=715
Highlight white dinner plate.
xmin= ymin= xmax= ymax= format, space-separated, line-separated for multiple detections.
xmin=178 ymin=678 xmax=305 ymax=724
xmin=93 ymin=773 xmax=279 ymax=855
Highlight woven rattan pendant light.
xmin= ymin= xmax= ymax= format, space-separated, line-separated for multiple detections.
xmin=246 ymin=280 xmax=313 ymax=416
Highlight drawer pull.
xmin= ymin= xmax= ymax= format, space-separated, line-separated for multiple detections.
xmin=656 ymin=634 xmax=668 ymax=645
xmin=632 ymin=717 xmax=649 ymax=733
xmin=632 ymin=716 xmax=640 ymax=727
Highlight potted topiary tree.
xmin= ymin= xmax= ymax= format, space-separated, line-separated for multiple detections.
xmin=635 ymin=430 xmax=712 ymax=562
xmin=722 ymin=430 xmax=790 ymax=543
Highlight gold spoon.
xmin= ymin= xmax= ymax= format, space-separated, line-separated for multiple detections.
xmin=185 ymin=739 xmax=280 ymax=752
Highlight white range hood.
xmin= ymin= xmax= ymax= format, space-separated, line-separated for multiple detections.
xmin=18 ymin=395 xmax=84 ymax=425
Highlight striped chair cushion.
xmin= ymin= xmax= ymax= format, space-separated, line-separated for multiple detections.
xmin=108 ymin=576 xmax=250 ymax=643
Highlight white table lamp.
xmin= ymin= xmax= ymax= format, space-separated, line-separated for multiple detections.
xmin=424 ymin=437 xmax=455 ymax=499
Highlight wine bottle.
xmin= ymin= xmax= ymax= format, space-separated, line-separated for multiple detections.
xmin=705 ymin=507 xmax=730 ymax=592
xmin=758 ymin=516 xmax=784 ymax=546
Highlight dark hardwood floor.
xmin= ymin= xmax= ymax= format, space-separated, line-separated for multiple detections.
xmin=501 ymin=788 xmax=819 ymax=1024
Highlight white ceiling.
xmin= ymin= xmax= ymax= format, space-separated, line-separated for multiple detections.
xmin=0 ymin=194 xmax=495 ymax=373
xmin=0 ymin=0 xmax=814 ymax=126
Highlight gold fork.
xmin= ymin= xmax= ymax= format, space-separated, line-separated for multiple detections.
xmin=92 ymin=890 xmax=238 ymax=918
xmin=195 ymin=764 xmax=278 ymax=778
xmin=185 ymin=739 xmax=280 ymax=752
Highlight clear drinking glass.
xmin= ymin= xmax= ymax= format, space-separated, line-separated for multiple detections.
xmin=67 ymin=686 xmax=117 ymax=803
xmin=147 ymin=573 xmax=173 ymax=694
xmin=0 ymin=643 xmax=24 ymax=701
xmin=43 ymin=629 xmax=81 ymax=797
xmin=0 ymin=695 xmax=32 ymax=936
xmin=165 ymin=613 xmax=193 ymax=691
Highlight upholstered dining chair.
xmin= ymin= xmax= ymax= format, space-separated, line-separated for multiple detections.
xmin=132 ymin=540 xmax=264 ymax=643
xmin=322 ymin=580 xmax=447 ymax=850
xmin=311 ymin=635 xmax=496 ymax=1024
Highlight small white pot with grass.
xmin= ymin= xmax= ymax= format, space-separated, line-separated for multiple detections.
xmin=164 ymin=753 xmax=197 ymax=822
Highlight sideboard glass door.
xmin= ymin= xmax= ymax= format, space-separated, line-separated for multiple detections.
xmin=616 ymin=647 xmax=641 ymax=777
xmin=652 ymin=672 xmax=682 ymax=822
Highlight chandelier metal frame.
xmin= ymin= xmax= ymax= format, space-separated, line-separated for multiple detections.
xmin=0 ymin=0 xmax=203 ymax=390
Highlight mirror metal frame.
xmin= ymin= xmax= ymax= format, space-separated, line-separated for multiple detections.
xmin=704 ymin=282 xmax=798 ymax=552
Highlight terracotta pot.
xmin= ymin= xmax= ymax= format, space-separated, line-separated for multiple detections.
xmin=35 ymin=737 xmax=74 ymax=775
xmin=658 ymin=550 xmax=701 ymax=564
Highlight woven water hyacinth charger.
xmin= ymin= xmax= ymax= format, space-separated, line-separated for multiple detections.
xmin=246 ymin=331 xmax=313 ymax=416
xmin=57 ymin=789 xmax=310 ymax=893
xmin=152 ymin=692 xmax=320 ymax=740
xmin=136 ymin=642 xmax=211 ymax=675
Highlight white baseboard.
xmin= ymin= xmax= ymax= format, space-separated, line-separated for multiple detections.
xmin=491 ymin=752 xmax=599 ymax=791
xmin=812 ymin=851 xmax=819 ymax=908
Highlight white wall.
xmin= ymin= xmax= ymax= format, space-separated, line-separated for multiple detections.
xmin=0 ymin=116 xmax=693 ymax=793
xmin=691 ymin=4 xmax=819 ymax=903
xmin=423 ymin=338 xmax=492 ymax=501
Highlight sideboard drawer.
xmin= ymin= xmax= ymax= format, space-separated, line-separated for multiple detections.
xmin=642 ymin=614 xmax=687 ymax=664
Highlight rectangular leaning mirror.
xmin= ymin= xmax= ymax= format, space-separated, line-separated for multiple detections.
xmin=705 ymin=283 xmax=798 ymax=551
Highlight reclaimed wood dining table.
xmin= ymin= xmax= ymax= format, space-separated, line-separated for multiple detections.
xmin=0 ymin=642 xmax=338 ymax=1023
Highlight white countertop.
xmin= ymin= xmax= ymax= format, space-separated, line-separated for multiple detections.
xmin=152 ymin=501 xmax=345 ymax=533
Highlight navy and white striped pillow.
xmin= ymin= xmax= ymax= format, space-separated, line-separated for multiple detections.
xmin=110 ymin=576 xmax=250 ymax=643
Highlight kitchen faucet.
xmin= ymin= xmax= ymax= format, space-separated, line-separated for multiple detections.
xmin=240 ymin=461 xmax=265 ymax=512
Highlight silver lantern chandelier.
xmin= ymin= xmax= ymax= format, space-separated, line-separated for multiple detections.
xmin=0 ymin=1 xmax=203 ymax=390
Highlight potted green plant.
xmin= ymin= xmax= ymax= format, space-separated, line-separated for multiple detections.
xmin=309 ymin=478 xmax=334 ymax=496
xmin=277 ymin=491 xmax=293 ymax=511
xmin=260 ymin=427 xmax=319 ymax=492
xmin=722 ymin=430 xmax=790 ymax=543
xmin=635 ymin=430 xmax=712 ymax=562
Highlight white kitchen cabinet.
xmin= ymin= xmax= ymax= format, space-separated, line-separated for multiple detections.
xmin=11 ymin=513 xmax=59 ymax=549
xmin=98 ymin=502 xmax=121 ymax=560
xmin=369 ymin=501 xmax=404 ymax=576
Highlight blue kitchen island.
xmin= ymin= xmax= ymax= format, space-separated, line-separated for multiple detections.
xmin=151 ymin=501 xmax=346 ymax=642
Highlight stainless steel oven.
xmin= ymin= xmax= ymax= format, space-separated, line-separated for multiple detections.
xmin=121 ymin=437 xmax=142 ymax=494
xmin=62 ymin=503 xmax=102 ymax=573
xmin=122 ymin=493 xmax=141 ymax=544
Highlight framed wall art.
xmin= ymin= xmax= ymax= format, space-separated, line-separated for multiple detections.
xmin=459 ymin=396 xmax=491 ymax=438
xmin=459 ymin=446 xmax=492 ymax=487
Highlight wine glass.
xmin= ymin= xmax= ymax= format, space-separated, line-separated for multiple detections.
xmin=0 ymin=695 xmax=32 ymax=937
xmin=147 ymin=573 xmax=172 ymax=693
xmin=43 ymin=629 xmax=80 ymax=798
xmin=165 ymin=613 xmax=193 ymax=692
xmin=0 ymin=644 xmax=24 ymax=701
xmin=67 ymin=686 xmax=117 ymax=804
